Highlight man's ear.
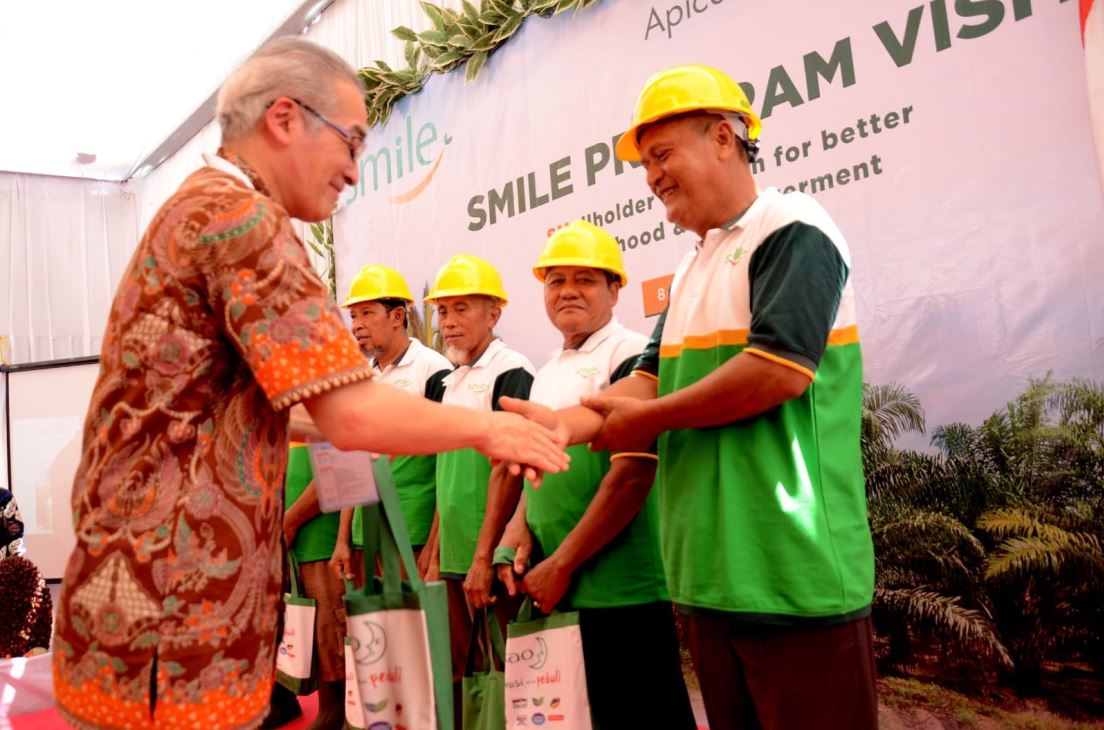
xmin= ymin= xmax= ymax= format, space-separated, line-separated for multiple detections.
xmin=713 ymin=117 xmax=740 ymax=161
xmin=264 ymin=97 xmax=299 ymax=147
xmin=488 ymin=302 xmax=503 ymax=328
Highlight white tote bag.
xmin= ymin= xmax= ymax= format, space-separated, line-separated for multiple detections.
xmin=275 ymin=553 xmax=317 ymax=694
xmin=505 ymin=601 xmax=592 ymax=730
xmin=344 ymin=637 xmax=366 ymax=730
xmin=345 ymin=478 xmax=452 ymax=730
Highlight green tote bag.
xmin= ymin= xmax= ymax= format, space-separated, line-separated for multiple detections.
xmin=462 ymin=609 xmax=506 ymax=729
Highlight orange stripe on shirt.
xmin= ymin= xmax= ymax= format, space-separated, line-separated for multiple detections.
xmin=659 ymin=329 xmax=750 ymax=358
xmin=659 ymin=325 xmax=860 ymax=358
xmin=827 ymin=324 xmax=860 ymax=346
xmin=744 ymin=347 xmax=816 ymax=381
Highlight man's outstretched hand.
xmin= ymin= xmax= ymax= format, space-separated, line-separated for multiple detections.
xmin=496 ymin=397 xmax=571 ymax=487
xmin=478 ymin=406 xmax=570 ymax=479
xmin=581 ymin=394 xmax=657 ymax=453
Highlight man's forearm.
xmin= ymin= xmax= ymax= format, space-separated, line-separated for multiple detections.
xmin=285 ymin=481 xmax=322 ymax=531
xmin=561 ymin=374 xmax=659 ymax=445
xmin=336 ymin=507 xmax=354 ymax=547
xmin=549 ymin=457 xmax=656 ymax=573
xmin=305 ymin=379 xmax=492 ymax=454
xmin=472 ymin=465 xmax=524 ymax=562
xmin=644 ymin=351 xmax=810 ymax=433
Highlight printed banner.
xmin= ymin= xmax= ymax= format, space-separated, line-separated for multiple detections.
xmin=336 ymin=0 xmax=1104 ymax=443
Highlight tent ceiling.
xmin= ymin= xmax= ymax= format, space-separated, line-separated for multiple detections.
xmin=0 ymin=0 xmax=334 ymax=182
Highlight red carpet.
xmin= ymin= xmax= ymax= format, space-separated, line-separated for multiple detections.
xmin=5 ymin=692 xmax=319 ymax=730
xmin=7 ymin=694 xmax=707 ymax=728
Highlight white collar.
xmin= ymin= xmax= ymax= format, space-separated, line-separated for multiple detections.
xmin=372 ymin=337 xmax=417 ymax=372
xmin=467 ymin=337 xmax=505 ymax=369
xmin=697 ymin=187 xmax=772 ymax=249
xmin=549 ymin=317 xmax=621 ymax=358
xmin=442 ymin=337 xmax=505 ymax=385
xmin=202 ymin=153 xmax=255 ymax=190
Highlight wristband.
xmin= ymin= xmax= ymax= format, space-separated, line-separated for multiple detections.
xmin=492 ymin=545 xmax=518 ymax=566
xmin=609 ymin=451 xmax=659 ymax=462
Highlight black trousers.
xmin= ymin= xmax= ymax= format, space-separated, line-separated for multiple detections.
xmin=578 ymin=601 xmax=697 ymax=730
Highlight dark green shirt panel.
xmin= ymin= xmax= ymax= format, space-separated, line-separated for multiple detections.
xmin=747 ymin=221 xmax=849 ymax=368
xmin=609 ymin=353 xmax=640 ymax=385
xmin=424 ymin=367 xmax=450 ymax=403
xmin=491 ymin=367 xmax=533 ymax=410
xmin=632 ymin=306 xmax=667 ymax=377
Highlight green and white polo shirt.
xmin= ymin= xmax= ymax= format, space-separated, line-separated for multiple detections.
xmin=351 ymin=338 xmax=452 ymax=547
xmin=437 ymin=338 xmax=535 ymax=577
xmin=635 ymin=187 xmax=873 ymax=624
xmin=525 ymin=319 xmax=668 ymax=609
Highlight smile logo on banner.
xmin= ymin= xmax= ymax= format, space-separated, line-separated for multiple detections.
xmin=344 ymin=115 xmax=453 ymax=207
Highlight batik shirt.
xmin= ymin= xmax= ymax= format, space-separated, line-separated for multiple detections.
xmin=52 ymin=152 xmax=373 ymax=730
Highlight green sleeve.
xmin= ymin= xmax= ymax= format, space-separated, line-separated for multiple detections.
xmin=747 ymin=221 xmax=848 ymax=369
xmin=632 ymin=307 xmax=666 ymax=378
xmin=491 ymin=367 xmax=533 ymax=410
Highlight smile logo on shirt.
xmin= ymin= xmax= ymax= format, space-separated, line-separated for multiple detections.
xmin=575 ymin=366 xmax=600 ymax=378
xmin=467 ymin=383 xmax=490 ymax=392
xmin=725 ymin=247 xmax=746 ymax=265
xmin=393 ymin=377 xmax=413 ymax=388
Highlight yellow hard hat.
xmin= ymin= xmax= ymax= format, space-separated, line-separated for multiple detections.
xmin=615 ymin=64 xmax=762 ymax=162
xmin=425 ymin=254 xmax=508 ymax=306
xmin=533 ymin=220 xmax=627 ymax=287
xmin=342 ymin=264 xmax=415 ymax=307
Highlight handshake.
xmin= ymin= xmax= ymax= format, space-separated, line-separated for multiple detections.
xmin=487 ymin=393 xmax=657 ymax=486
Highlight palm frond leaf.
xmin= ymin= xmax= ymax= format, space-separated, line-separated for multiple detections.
xmin=874 ymin=587 xmax=1012 ymax=667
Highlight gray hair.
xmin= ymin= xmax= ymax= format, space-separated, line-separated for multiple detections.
xmin=216 ymin=37 xmax=363 ymax=141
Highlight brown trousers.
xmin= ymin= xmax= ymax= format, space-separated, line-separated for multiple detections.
xmin=687 ymin=613 xmax=879 ymax=730
xmin=299 ymin=555 xmax=365 ymax=682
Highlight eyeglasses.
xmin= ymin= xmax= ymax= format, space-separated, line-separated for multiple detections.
xmin=292 ymin=98 xmax=366 ymax=162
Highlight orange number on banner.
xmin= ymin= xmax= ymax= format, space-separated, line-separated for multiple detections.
xmin=641 ymin=274 xmax=675 ymax=317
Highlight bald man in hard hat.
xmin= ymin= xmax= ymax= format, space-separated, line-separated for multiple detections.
xmin=423 ymin=254 xmax=536 ymax=722
xmin=471 ymin=221 xmax=696 ymax=728
xmin=329 ymin=264 xmax=453 ymax=580
xmin=505 ymin=65 xmax=876 ymax=729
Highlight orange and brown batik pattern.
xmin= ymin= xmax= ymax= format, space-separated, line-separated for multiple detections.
xmin=52 ymin=156 xmax=372 ymax=730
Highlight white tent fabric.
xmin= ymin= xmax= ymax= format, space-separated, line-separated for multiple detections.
xmin=1 ymin=0 xmax=455 ymax=365
xmin=0 ymin=173 xmax=138 ymax=363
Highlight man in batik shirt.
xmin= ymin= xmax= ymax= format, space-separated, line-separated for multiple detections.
xmin=51 ymin=38 xmax=566 ymax=730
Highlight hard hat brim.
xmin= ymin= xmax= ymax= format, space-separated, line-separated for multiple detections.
xmin=341 ymin=294 xmax=414 ymax=308
xmin=532 ymin=261 xmax=628 ymax=287
xmin=423 ymin=289 xmax=508 ymax=307
xmin=615 ymin=106 xmax=762 ymax=162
